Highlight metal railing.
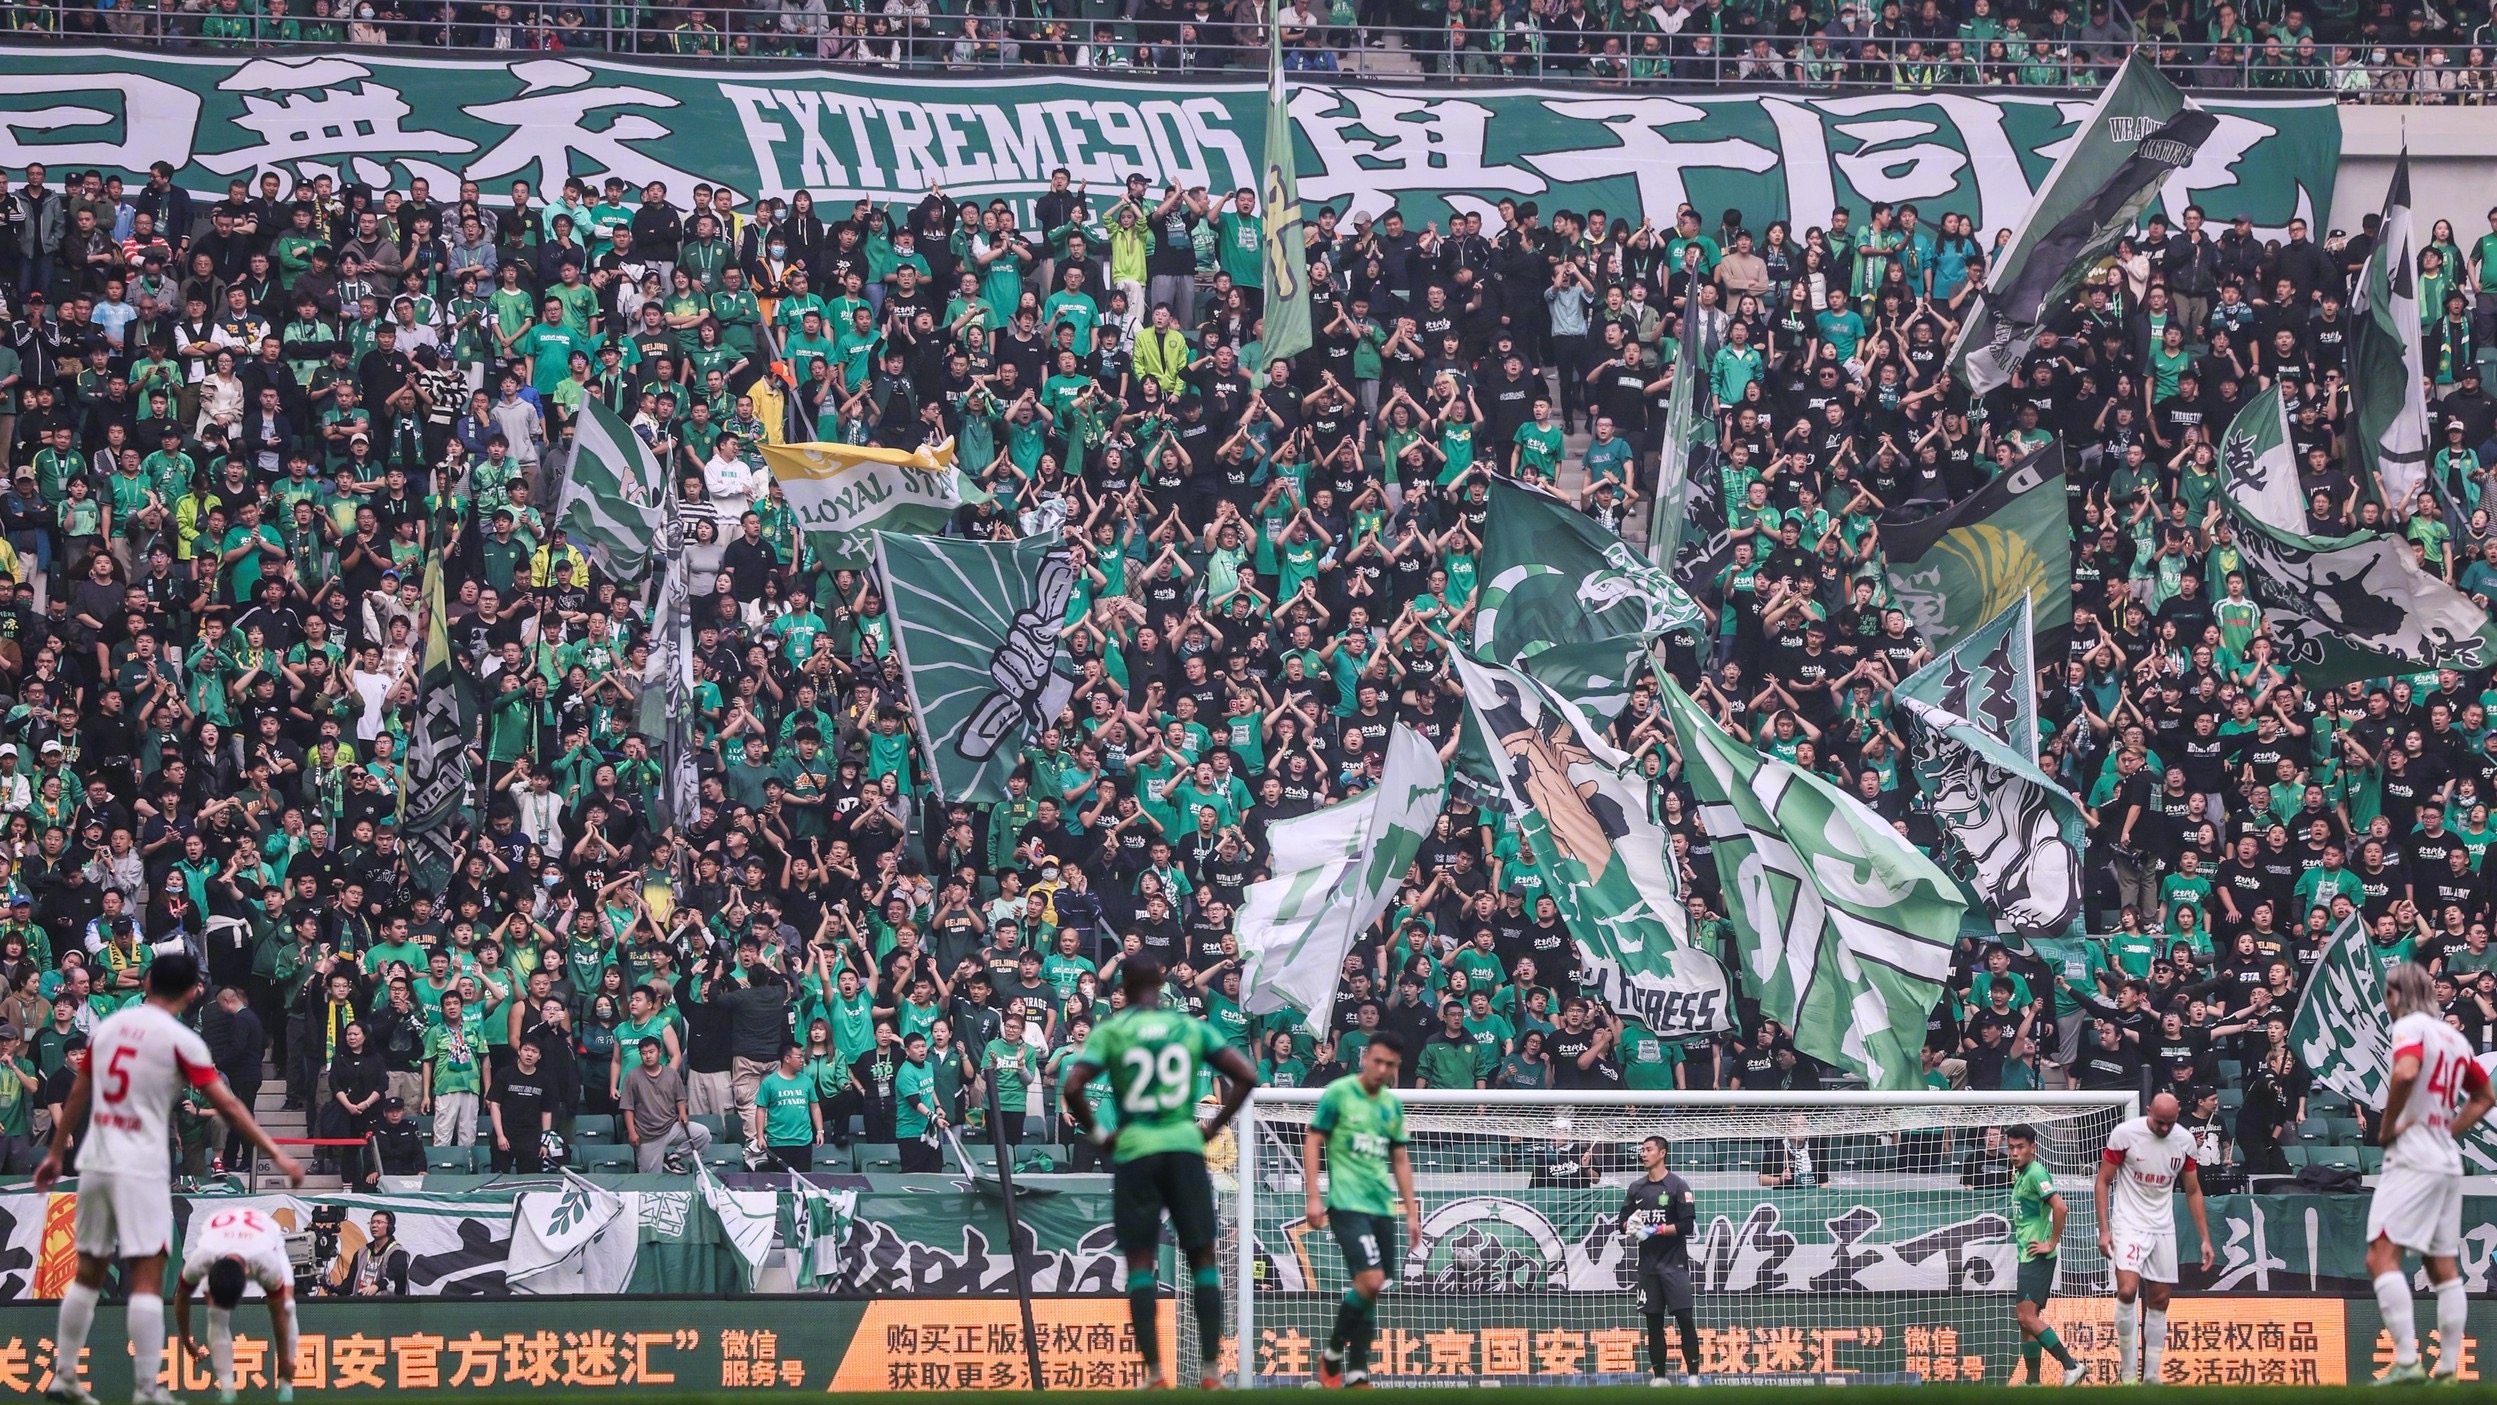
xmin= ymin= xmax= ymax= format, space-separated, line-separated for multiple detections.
xmin=19 ymin=9 xmax=2497 ymax=96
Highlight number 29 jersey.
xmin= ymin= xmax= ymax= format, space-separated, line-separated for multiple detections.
xmin=1077 ymin=1006 xmax=1226 ymax=1163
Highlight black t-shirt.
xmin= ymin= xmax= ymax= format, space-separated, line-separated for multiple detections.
xmin=493 ymin=1070 xmax=551 ymax=1143
xmin=1547 ymin=1027 xmax=1623 ymax=1089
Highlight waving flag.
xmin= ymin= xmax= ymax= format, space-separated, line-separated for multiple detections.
xmin=1661 ymin=680 xmax=1963 ymax=1088
xmin=1948 ymin=56 xmax=2214 ymax=395
xmin=556 ymin=399 xmax=668 ymax=580
xmin=1457 ymin=654 xmax=1731 ymax=1038
xmin=1257 ymin=23 xmax=1313 ymax=366
xmin=1895 ymin=599 xmax=2086 ymax=947
xmin=402 ymin=550 xmax=475 ymax=894
xmin=1238 ymin=725 xmax=1447 ymax=1038
xmin=875 ymin=531 xmax=1078 ymax=804
xmin=2346 ymin=153 xmax=2431 ymax=508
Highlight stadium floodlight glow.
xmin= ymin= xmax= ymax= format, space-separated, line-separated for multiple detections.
xmin=1193 ymin=1088 xmax=2139 ymax=1388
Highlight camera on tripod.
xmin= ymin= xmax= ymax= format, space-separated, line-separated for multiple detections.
xmin=289 ymin=1205 xmax=347 ymax=1297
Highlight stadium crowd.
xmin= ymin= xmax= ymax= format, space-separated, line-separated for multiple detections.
xmin=25 ymin=0 xmax=2497 ymax=97
xmin=0 ymin=96 xmax=2485 ymax=1188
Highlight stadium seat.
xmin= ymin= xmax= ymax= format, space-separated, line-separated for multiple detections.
xmin=2359 ymin=1146 xmax=2386 ymax=1173
xmin=693 ymin=1114 xmax=731 ymax=1141
xmin=426 ymin=1145 xmax=475 ymax=1174
xmin=700 ymin=1139 xmax=746 ymax=1167
xmin=580 ymin=1141 xmax=638 ymax=1170
xmin=853 ymin=1142 xmax=902 ymax=1173
xmin=572 ymin=1115 xmax=616 ymax=1143
xmin=2325 ymin=1116 xmax=2363 ymax=1143
xmin=2278 ymin=1145 xmax=2310 ymax=1168
xmin=2296 ymin=1117 xmax=2330 ymax=1142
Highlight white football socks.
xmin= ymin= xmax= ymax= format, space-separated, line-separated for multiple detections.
xmin=2376 ymin=1270 xmax=2420 ymax=1366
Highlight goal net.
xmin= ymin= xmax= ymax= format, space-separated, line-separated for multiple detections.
xmin=1193 ymin=1089 xmax=2134 ymax=1387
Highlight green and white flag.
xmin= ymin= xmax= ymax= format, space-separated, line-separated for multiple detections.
xmin=1647 ymin=252 xmax=1710 ymax=570
xmin=695 ymin=1161 xmax=780 ymax=1285
xmin=556 ymin=398 xmax=668 ymax=580
xmin=763 ymin=438 xmax=981 ymax=570
xmin=402 ymin=550 xmax=473 ymax=895
xmin=2218 ymin=380 xmax=2306 ymax=533
xmin=636 ymin=537 xmax=702 ymax=832
xmin=2346 ymin=153 xmax=2430 ymax=508
xmin=788 ymin=1183 xmax=858 ymax=1291
xmin=2226 ymin=506 xmax=2497 ymax=685
xmin=1896 ymin=599 xmax=2087 ymax=946
xmin=1477 ymin=477 xmax=1706 ymax=667
xmin=1661 ymin=679 xmax=1963 ymax=1088
xmin=507 ymin=1171 xmax=638 ymax=1295
xmin=1949 ymin=56 xmax=2215 ymax=395
xmin=2288 ymin=913 xmax=2497 ymax=1169
xmin=1238 ymin=723 xmax=1447 ymax=1037
xmin=876 ymin=531 xmax=1078 ymax=804
xmin=1257 ymin=16 xmax=1312 ymax=366
xmin=1456 ymin=653 xmax=1731 ymax=1037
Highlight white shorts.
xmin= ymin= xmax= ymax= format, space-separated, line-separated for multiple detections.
xmin=73 ymin=1172 xmax=174 ymax=1261
xmin=2109 ymin=1228 xmax=2177 ymax=1284
xmin=2366 ymin=1165 xmax=2465 ymax=1259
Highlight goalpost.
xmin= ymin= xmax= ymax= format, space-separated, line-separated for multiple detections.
xmin=1195 ymin=1089 xmax=2137 ymax=1388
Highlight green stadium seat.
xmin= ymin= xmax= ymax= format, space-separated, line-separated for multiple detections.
xmin=425 ymin=1145 xmax=475 ymax=1174
xmin=2360 ymin=1147 xmax=2386 ymax=1173
xmin=2326 ymin=1116 xmax=2363 ymax=1143
xmin=580 ymin=1141 xmax=639 ymax=1170
xmin=2278 ymin=1145 xmax=2311 ymax=1168
xmin=2296 ymin=1118 xmax=2330 ymax=1142
xmin=700 ymin=1139 xmax=746 ymax=1167
xmin=853 ymin=1142 xmax=902 ymax=1173
xmin=571 ymin=1115 xmax=616 ymax=1143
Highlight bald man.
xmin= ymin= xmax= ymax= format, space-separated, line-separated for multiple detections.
xmin=2093 ymin=1091 xmax=2212 ymax=1384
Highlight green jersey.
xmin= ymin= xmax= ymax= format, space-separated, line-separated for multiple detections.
xmin=1308 ymin=1075 xmax=1407 ymax=1217
xmin=758 ymin=1069 xmax=816 ymax=1147
xmin=1074 ymin=1004 xmax=1226 ymax=1163
xmin=2010 ymin=1160 xmax=2059 ymax=1255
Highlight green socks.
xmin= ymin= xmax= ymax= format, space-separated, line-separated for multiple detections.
xmin=2022 ymin=1339 xmax=2043 ymax=1380
xmin=1127 ymin=1269 xmax=1159 ymax=1379
xmin=2037 ymin=1327 xmax=2077 ymax=1370
xmin=1190 ymin=1265 xmax=1224 ymax=1375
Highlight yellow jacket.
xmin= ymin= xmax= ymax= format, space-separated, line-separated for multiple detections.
xmin=1133 ymin=327 xmax=1190 ymax=397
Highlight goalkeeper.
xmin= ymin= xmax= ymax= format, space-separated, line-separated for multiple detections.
xmin=1304 ymin=1035 xmax=1422 ymax=1388
xmin=1618 ymin=1135 xmax=1701 ymax=1380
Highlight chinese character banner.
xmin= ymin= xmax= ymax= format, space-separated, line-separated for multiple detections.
xmin=0 ymin=50 xmax=2338 ymax=241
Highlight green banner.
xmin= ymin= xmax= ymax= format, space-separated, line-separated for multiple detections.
xmin=0 ymin=51 xmax=2336 ymax=237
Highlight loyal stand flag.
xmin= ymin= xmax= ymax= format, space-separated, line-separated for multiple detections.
xmin=1258 ymin=19 xmax=1312 ymax=366
xmin=556 ymin=398 xmax=668 ymax=579
xmin=2289 ymin=913 xmax=2497 ymax=1171
xmin=763 ymin=438 xmax=981 ymax=570
xmin=506 ymin=1170 xmax=638 ymax=1295
xmin=2347 ymin=153 xmax=2431 ymax=508
xmin=1949 ymin=56 xmax=2213 ymax=395
xmin=637 ymin=538 xmax=701 ymax=832
xmin=1238 ymin=724 xmax=1448 ymax=1038
xmin=1454 ymin=653 xmax=1731 ymax=1038
xmin=875 ymin=531 xmax=1078 ymax=804
xmin=402 ymin=551 xmax=474 ymax=895
xmin=2225 ymin=503 xmax=2497 ymax=685
xmin=1881 ymin=440 xmax=2071 ymax=659
xmin=1660 ymin=679 xmax=1964 ymax=1088
xmin=2218 ymin=380 xmax=2307 ymax=533
xmin=1895 ymin=600 xmax=2088 ymax=947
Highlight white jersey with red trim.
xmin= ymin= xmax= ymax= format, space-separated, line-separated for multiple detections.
xmin=2384 ymin=1011 xmax=2488 ymax=1176
xmin=179 ymin=1206 xmax=291 ymax=1295
xmin=2101 ymin=1115 xmax=2195 ymax=1239
xmin=81 ymin=1002 xmax=218 ymax=1183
